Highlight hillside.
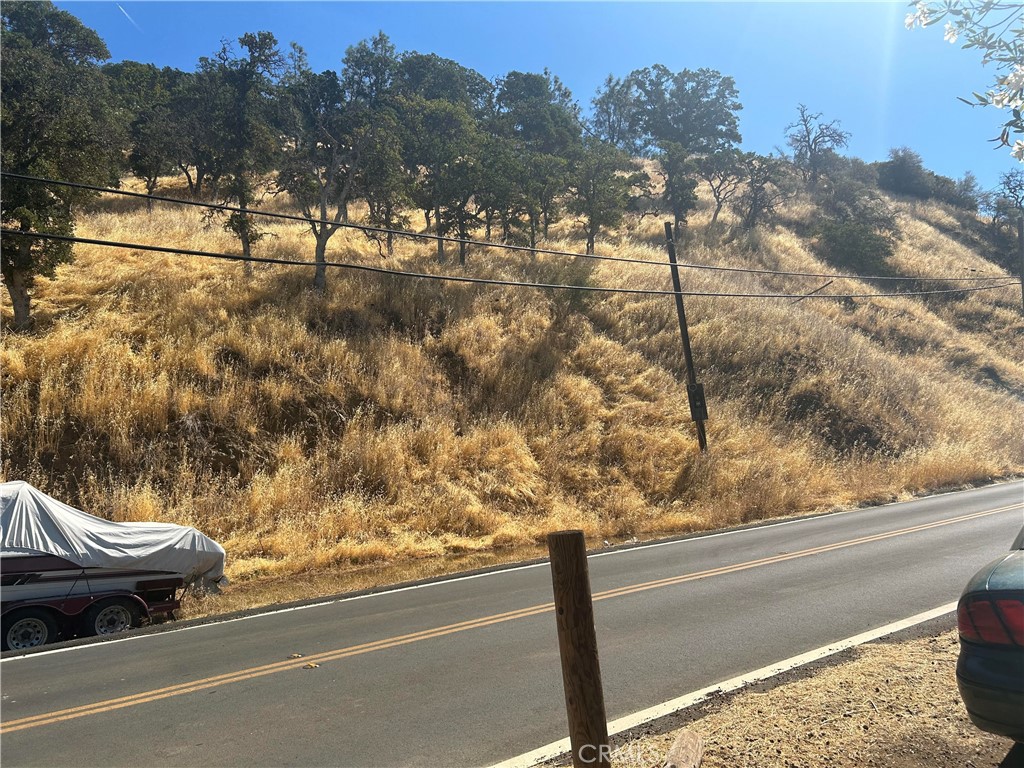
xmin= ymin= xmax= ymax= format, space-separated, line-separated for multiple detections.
xmin=2 ymin=182 xmax=1022 ymax=609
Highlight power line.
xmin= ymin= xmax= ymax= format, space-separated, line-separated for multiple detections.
xmin=4 ymin=228 xmax=1019 ymax=301
xmin=2 ymin=171 xmax=1011 ymax=284
xmin=2 ymin=172 xmax=678 ymax=268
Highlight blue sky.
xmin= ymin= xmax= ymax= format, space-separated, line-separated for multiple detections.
xmin=57 ymin=1 xmax=1019 ymax=191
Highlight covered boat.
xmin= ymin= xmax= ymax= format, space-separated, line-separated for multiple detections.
xmin=1 ymin=480 xmax=226 ymax=590
xmin=1 ymin=481 xmax=226 ymax=650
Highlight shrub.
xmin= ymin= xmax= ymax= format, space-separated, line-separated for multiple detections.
xmin=876 ymin=147 xmax=932 ymax=200
xmin=814 ymin=219 xmax=896 ymax=275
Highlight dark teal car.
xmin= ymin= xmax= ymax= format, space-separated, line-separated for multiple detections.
xmin=956 ymin=527 xmax=1024 ymax=742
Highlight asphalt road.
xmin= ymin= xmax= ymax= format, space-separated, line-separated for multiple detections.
xmin=2 ymin=481 xmax=1022 ymax=768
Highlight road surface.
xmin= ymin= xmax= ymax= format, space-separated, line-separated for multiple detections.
xmin=2 ymin=481 xmax=1022 ymax=767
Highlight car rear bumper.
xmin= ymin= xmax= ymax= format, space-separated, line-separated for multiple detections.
xmin=957 ymin=645 xmax=1024 ymax=742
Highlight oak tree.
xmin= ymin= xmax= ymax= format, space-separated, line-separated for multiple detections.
xmin=1 ymin=1 xmax=122 ymax=330
xmin=201 ymin=32 xmax=284 ymax=273
xmin=621 ymin=65 xmax=742 ymax=234
xmin=785 ymin=104 xmax=850 ymax=189
xmin=568 ymin=138 xmax=648 ymax=254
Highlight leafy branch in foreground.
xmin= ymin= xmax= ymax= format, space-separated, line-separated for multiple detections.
xmin=906 ymin=1 xmax=1024 ymax=159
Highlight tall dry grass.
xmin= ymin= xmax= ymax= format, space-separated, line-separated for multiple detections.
xmin=2 ymin=184 xmax=1021 ymax=607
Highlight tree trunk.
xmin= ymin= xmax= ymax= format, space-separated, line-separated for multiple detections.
xmin=484 ymin=211 xmax=492 ymax=241
xmin=586 ymin=229 xmax=596 ymax=255
xmin=386 ymin=230 xmax=394 ymax=257
xmin=435 ymin=204 xmax=445 ymax=263
xmin=195 ymin=163 xmax=209 ymax=199
xmin=710 ymin=203 xmax=722 ymax=226
xmin=529 ymin=215 xmax=538 ymax=249
xmin=3 ymin=265 xmax=33 ymax=331
xmin=743 ymin=208 xmax=757 ymax=231
xmin=423 ymin=209 xmax=431 ymax=230
xmin=146 ymin=177 xmax=158 ymax=214
xmin=240 ymin=215 xmax=253 ymax=277
xmin=459 ymin=225 xmax=467 ymax=266
xmin=313 ymin=233 xmax=328 ymax=292
xmin=180 ymin=164 xmax=197 ymax=198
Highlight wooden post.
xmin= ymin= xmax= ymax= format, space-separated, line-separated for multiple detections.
xmin=548 ymin=530 xmax=610 ymax=768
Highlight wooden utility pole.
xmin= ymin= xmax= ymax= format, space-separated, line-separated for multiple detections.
xmin=664 ymin=223 xmax=708 ymax=452
xmin=548 ymin=531 xmax=610 ymax=768
xmin=1017 ymin=215 xmax=1024 ymax=312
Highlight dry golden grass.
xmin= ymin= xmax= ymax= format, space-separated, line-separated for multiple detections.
xmin=2 ymin=184 xmax=1021 ymax=614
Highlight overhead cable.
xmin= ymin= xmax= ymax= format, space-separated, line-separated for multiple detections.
xmin=1 ymin=172 xmax=1011 ymax=285
xmin=3 ymin=228 xmax=1018 ymax=301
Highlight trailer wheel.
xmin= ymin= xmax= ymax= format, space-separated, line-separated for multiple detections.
xmin=2 ymin=608 xmax=58 ymax=651
xmin=82 ymin=598 xmax=140 ymax=637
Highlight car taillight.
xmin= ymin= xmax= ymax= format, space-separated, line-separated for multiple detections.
xmin=995 ymin=599 xmax=1024 ymax=644
xmin=958 ymin=596 xmax=1024 ymax=645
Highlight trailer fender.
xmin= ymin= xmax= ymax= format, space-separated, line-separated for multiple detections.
xmin=1 ymin=591 xmax=151 ymax=621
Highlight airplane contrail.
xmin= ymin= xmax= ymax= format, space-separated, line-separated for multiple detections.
xmin=115 ymin=3 xmax=143 ymax=33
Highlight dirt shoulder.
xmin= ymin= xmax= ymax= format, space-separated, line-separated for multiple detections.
xmin=550 ymin=622 xmax=1020 ymax=768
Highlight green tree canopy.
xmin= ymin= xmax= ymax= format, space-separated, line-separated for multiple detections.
xmin=1 ymin=0 xmax=123 ymax=330
xmin=732 ymin=153 xmax=789 ymax=231
xmin=493 ymin=71 xmax=580 ymax=154
xmin=277 ymin=60 xmax=351 ymax=290
xmin=396 ymin=52 xmax=492 ymax=118
xmin=339 ymin=31 xmax=397 ymax=107
xmin=876 ymin=147 xmax=933 ymax=199
xmin=596 ymin=65 xmax=742 ymax=233
xmin=692 ymin=149 xmax=744 ymax=226
xmin=491 ymin=70 xmax=582 ymax=246
xmin=339 ymin=34 xmax=412 ymax=256
xmin=630 ymin=65 xmax=742 ymax=156
xmin=400 ymin=95 xmax=481 ymax=262
xmin=568 ymin=137 xmax=648 ymax=254
xmin=199 ymin=31 xmax=284 ymax=270
xmin=590 ymin=74 xmax=644 ymax=155
xmin=104 ymin=61 xmax=184 ymax=202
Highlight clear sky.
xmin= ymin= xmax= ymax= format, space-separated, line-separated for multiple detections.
xmin=55 ymin=1 xmax=1020 ymax=191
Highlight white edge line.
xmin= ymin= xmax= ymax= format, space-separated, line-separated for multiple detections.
xmin=489 ymin=601 xmax=959 ymax=768
xmin=5 ymin=479 xmax=1015 ymax=660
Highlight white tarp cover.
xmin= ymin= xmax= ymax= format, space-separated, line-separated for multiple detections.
xmin=1 ymin=481 xmax=225 ymax=587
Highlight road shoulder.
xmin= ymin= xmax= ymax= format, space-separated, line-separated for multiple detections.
xmin=545 ymin=616 xmax=1019 ymax=768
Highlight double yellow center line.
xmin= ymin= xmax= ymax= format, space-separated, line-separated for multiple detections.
xmin=2 ymin=503 xmax=1018 ymax=734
